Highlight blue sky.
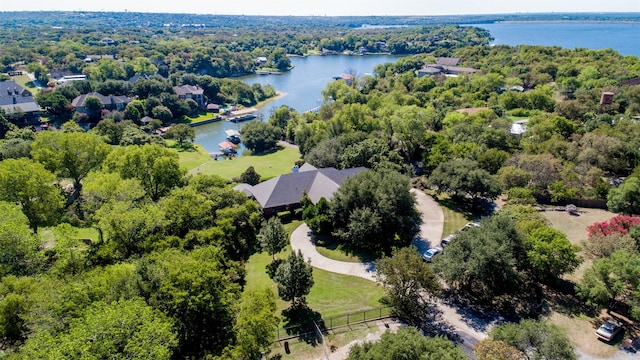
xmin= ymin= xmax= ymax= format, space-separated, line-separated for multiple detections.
xmin=3 ymin=0 xmax=639 ymax=15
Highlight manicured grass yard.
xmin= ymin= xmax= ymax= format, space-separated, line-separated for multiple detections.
xmin=183 ymin=145 xmax=302 ymax=180
xmin=11 ymin=74 xmax=41 ymax=95
xmin=175 ymin=143 xmax=212 ymax=172
xmin=244 ymin=220 xmax=384 ymax=328
xmin=434 ymin=194 xmax=476 ymax=239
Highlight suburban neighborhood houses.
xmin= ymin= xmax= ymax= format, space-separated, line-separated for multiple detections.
xmin=0 ymin=9 xmax=640 ymax=360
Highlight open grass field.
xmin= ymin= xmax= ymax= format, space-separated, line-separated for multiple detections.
xmin=183 ymin=145 xmax=301 ymax=180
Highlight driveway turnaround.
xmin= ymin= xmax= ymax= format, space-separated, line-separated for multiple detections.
xmin=290 ymin=223 xmax=376 ymax=282
xmin=290 ymin=188 xmax=489 ymax=360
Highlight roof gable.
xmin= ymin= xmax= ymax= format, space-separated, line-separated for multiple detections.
xmin=247 ymin=166 xmax=366 ymax=209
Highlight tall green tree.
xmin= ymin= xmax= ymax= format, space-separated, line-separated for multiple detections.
xmin=607 ymin=176 xmax=640 ymax=215
xmin=0 ymin=158 xmax=64 ymax=232
xmin=96 ymin=201 xmax=165 ymax=259
xmin=525 ymin=226 xmax=581 ymax=282
xmin=0 ymin=202 xmax=44 ymax=277
xmin=138 ymin=247 xmax=242 ymax=358
xmin=274 ymin=250 xmax=314 ymax=306
xmin=223 ymin=287 xmax=279 ymax=360
xmin=258 ymin=217 xmax=288 ymax=260
xmin=329 ymin=169 xmax=420 ymax=254
xmin=577 ymin=250 xmax=640 ymax=319
xmin=428 ymin=158 xmax=502 ymax=200
xmin=103 ymin=144 xmax=185 ymax=201
xmin=375 ymin=247 xmax=441 ymax=326
xmin=240 ymin=121 xmax=281 ymax=153
xmin=240 ymin=166 xmax=261 ymax=185
xmin=165 ymin=124 xmax=195 ymax=147
xmin=436 ymin=214 xmax=526 ymax=303
xmin=31 ymin=131 xmax=111 ymax=194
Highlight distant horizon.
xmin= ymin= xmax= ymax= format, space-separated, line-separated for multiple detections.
xmin=3 ymin=10 xmax=640 ymax=16
xmin=2 ymin=0 xmax=639 ymax=17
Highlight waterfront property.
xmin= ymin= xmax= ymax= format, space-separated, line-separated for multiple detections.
xmin=173 ymin=84 xmax=205 ymax=107
xmin=234 ymin=163 xmax=365 ymax=215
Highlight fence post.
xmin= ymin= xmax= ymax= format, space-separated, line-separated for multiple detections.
xmin=347 ymin=313 xmax=349 ymax=326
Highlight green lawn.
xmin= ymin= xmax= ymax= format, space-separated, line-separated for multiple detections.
xmin=11 ymin=74 xmax=40 ymax=95
xmin=245 ymin=220 xmax=384 ymax=324
xmin=182 ymin=111 xmax=218 ymax=124
xmin=184 ymin=146 xmax=301 ymax=180
xmin=433 ymin=194 xmax=475 ymax=238
xmin=175 ymin=143 xmax=212 ymax=171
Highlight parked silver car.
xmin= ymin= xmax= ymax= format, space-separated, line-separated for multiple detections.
xmin=422 ymin=246 xmax=443 ymax=262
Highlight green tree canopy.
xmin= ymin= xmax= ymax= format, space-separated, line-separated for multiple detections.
xmin=258 ymin=217 xmax=288 ymax=260
xmin=0 ymin=202 xmax=44 ymax=277
xmin=577 ymin=250 xmax=640 ymax=319
xmin=435 ymin=214 xmax=526 ymax=303
xmin=138 ymin=247 xmax=242 ymax=358
xmin=274 ymin=250 xmax=314 ymax=305
xmin=329 ymin=169 xmax=420 ymax=255
xmin=31 ymin=131 xmax=111 ymax=194
xmin=165 ymin=124 xmax=195 ymax=147
xmin=375 ymin=247 xmax=441 ymax=326
xmin=0 ymin=158 xmax=64 ymax=232
xmin=607 ymin=176 xmax=640 ymax=215
xmin=525 ymin=226 xmax=582 ymax=282
xmin=223 ymin=287 xmax=279 ymax=360
xmin=347 ymin=327 xmax=466 ymax=360
xmin=240 ymin=165 xmax=261 ymax=185
xmin=240 ymin=121 xmax=281 ymax=153
xmin=103 ymin=144 xmax=185 ymax=201
xmin=489 ymin=319 xmax=577 ymax=360
xmin=428 ymin=158 xmax=502 ymax=200
xmin=20 ymin=298 xmax=177 ymax=360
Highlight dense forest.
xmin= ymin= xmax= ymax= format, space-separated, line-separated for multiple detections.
xmin=1 ymin=11 xmax=640 ymax=360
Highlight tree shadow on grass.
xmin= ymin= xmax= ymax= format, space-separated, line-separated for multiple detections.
xmin=314 ymin=235 xmax=379 ymax=263
xmin=281 ymin=301 xmax=324 ymax=346
xmin=249 ymin=145 xmax=285 ymax=157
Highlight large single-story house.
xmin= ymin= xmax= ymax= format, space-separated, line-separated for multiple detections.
xmin=0 ymin=81 xmax=40 ymax=124
xmin=417 ymin=57 xmax=477 ymax=78
xmin=234 ymin=163 xmax=366 ymax=215
xmin=173 ymin=84 xmax=205 ymax=107
xmin=72 ymin=92 xmax=131 ymax=113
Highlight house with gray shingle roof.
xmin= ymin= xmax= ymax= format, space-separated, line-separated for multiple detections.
xmin=173 ymin=84 xmax=205 ymax=107
xmin=72 ymin=92 xmax=131 ymax=113
xmin=0 ymin=81 xmax=40 ymax=124
xmin=234 ymin=164 xmax=366 ymax=215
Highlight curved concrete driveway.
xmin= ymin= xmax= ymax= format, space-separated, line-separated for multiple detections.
xmin=289 ymin=188 xmax=444 ymax=281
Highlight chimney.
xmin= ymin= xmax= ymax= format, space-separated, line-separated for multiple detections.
xmin=13 ymin=95 xmax=16 ymax=104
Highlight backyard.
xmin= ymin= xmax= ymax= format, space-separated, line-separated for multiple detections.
xmin=178 ymin=143 xmax=302 ymax=180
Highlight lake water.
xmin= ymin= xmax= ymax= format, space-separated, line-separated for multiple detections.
xmin=194 ymin=54 xmax=400 ymax=154
xmin=195 ymin=22 xmax=640 ymax=153
xmin=474 ymin=22 xmax=640 ymax=58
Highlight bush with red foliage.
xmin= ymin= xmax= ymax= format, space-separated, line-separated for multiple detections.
xmin=587 ymin=215 xmax=640 ymax=238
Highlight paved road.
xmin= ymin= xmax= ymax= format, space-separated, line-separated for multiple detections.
xmin=290 ymin=188 xmax=492 ymax=359
xmin=290 ymin=189 xmax=636 ymax=360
